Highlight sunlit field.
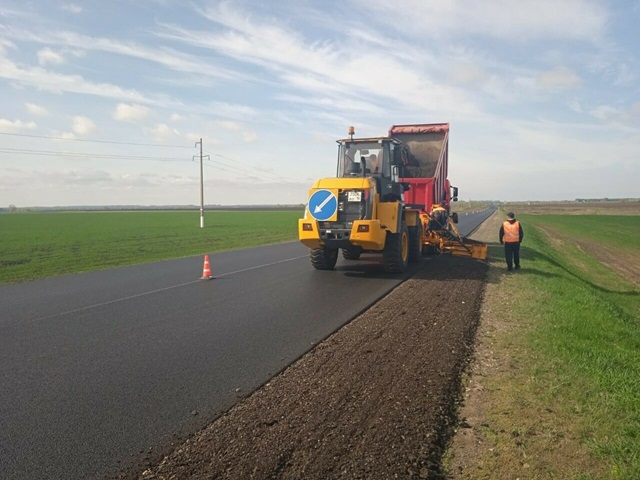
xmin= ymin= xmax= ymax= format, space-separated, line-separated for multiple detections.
xmin=0 ymin=210 xmax=301 ymax=284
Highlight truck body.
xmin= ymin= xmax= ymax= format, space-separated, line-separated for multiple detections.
xmin=389 ymin=123 xmax=451 ymax=212
xmin=389 ymin=122 xmax=486 ymax=259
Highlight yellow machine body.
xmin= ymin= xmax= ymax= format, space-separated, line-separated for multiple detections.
xmin=418 ymin=212 xmax=488 ymax=260
xmin=298 ymin=176 xmax=419 ymax=252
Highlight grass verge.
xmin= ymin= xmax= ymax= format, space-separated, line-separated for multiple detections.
xmin=0 ymin=210 xmax=301 ymax=284
xmin=446 ymin=212 xmax=640 ymax=479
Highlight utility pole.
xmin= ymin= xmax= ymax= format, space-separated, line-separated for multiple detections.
xmin=193 ymin=138 xmax=209 ymax=228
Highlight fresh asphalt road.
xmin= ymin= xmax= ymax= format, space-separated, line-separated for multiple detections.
xmin=0 ymin=208 xmax=495 ymax=480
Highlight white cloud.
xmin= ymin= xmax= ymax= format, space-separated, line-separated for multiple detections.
xmin=355 ymin=0 xmax=608 ymax=42
xmin=242 ymin=131 xmax=257 ymax=142
xmin=450 ymin=61 xmax=489 ymax=85
xmin=185 ymin=132 xmax=205 ymax=143
xmin=209 ymin=120 xmax=256 ymax=142
xmin=0 ymin=50 xmax=169 ymax=105
xmin=51 ymin=131 xmax=77 ymax=141
xmin=113 ymin=103 xmax=150 ymax=122
xmin=1 ymin=26 xmax=244 ymax=82
xmin=72 ymin=116 xmax=95 ymax=136
xmin=37 ymin=47 xmax=64 ymax=65
xmin=217 ymin=120 xmax=242 ymax=130
xmin=568 ymin=98 xmax=583 ymax=113
xmin=536 ymin=66 xmax=581 ymax=90
xmin=160 ymin=4 xmax=479 ymax=118
xmin=61 ymin=4 xmax=82 ymax=14
xmin=25 ymin=102 xmax=49 ymax=116
xmin=0 ymin=118 xmax=37 ymax=132
xmin=590 ymin=103 xmax=640 ymax=126
xmin=611 ymin=63 xmax=637 ymax=86
xmin=146 ymin=123 xmax=179 ymax=141
xmin=170 ymin=113 xmax=186 ymax=122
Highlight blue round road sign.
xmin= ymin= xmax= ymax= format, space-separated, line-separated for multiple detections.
xmin=308 ymin=189 xmax=337 ymax=221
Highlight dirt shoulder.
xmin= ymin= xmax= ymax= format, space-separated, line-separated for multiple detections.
xmin=444 ymin=212 xmax=512 ymax=478
xmin=121 ymin=254 xmax=488 ymax=479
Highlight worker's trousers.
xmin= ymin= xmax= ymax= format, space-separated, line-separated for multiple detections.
xmin=504 ymin=242 xmax=520 ymax=270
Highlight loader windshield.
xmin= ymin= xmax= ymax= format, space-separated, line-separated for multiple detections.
xmin=338 ymin=141 xmax=385 ymax=177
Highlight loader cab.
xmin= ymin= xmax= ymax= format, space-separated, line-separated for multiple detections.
xmin=337 ymin=138 xmax=406 ymax=202
xmin=337 ymin=140 xmax=386 ymax=178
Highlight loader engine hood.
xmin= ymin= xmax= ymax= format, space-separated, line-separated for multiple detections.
xmin=305 ymin=177 xmax=375 ymax=223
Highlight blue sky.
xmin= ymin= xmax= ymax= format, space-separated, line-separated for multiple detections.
xmin=0 ymin=0 xmax=638 ymax=207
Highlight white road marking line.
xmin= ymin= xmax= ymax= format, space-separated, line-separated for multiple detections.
xmin=34 ymin=255 xmax=309 ymax=321
xmin=215 ymin=255 xmax=307 ymax=278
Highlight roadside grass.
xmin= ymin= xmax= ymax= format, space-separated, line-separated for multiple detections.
xmin=448 ymin=214 xmax=640 ymax=479
xmin=523 ymin=214 xmax=639 ymax=252
xmin=522 ymin=225 xmax=640 ymax=477
xmin=0 ymin=210 xmax=301 ymax=284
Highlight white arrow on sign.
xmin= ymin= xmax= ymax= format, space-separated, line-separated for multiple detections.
xmin=314 ymin=194 xmax=334 ymax=214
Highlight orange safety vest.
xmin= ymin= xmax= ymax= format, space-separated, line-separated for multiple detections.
xmin=503 ymin=220 xmax=520 ymax=243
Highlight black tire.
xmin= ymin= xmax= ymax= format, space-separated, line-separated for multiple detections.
xmin=342 ymin=246 xmax=363 ymax=260
xmin=310 ymin=247 xmax=338 ymax=270
xmin=422 ymin=244 xmax=439 ymax=256
xmin=408 ymin=220 xmax=422 ymax=263
xmin=383 ymin=222 xmax=409 ymax=273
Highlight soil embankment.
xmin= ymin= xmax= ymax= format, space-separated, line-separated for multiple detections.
xmin=123 ymin=250 xmax=489 ymax=479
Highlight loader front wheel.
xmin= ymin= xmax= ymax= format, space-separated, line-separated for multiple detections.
xmin=310 ymin=247 xmax=339 ymax=270
xmin=342 ymin=246 xmax=363 ymax=260
xmin=383 ymin=222 xmax=409 ymax=273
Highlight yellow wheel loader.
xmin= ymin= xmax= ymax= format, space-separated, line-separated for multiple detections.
xmin=298 ymin=128 xmax=422 ymax=273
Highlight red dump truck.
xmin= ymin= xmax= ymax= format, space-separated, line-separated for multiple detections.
xmin=390 ymin=123 xmax=486 ymax=258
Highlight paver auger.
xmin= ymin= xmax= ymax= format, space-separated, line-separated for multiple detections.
xmin=298 ymin=123 xmax=487 ymax=272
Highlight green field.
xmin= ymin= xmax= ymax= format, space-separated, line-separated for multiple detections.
xmin=0 ymin=210 xmax=301 ymax=285
xmin=523 ymin=214 xmax=640 ymax=251
xmin=459 ymin=213 xmax=640 ymax=479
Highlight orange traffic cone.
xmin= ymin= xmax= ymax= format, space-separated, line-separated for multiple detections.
xmin=200 ymin=255 xmax=212 ymax=280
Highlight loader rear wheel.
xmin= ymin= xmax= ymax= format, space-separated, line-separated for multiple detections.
xmin=383 ymin=222 xmax=409 ymax=273
xmin=408 ymin=221 xmax=422 ymax=263
xmin=342 ymin=246 xmax=363 ymax=260
xmin=310 ymin=247 xmax=339 ymax=270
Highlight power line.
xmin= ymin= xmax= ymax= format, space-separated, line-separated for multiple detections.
xmin=203 ymin=150 xmax=303 ymax=184
xmin=202 ymin=159 xmax=306 ymax=186
xmin=0 ymin=139 xmax=308 ymax=184
xmin=0 ymin=147 xmax=189 ymax=162
xmin=0 ymin=131 xmax=192 ymax=148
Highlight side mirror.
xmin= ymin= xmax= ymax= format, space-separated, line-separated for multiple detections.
xmin=451 ymin=212 xmax=459 ymax=224
xmin=452 ymin=186 xmax=459 ymax=201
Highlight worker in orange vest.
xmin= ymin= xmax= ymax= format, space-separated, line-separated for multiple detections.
xmin=428 ymin=203 xmax=448 ymax=230
xmin=499 ymin=212 xmax=524 ymax=271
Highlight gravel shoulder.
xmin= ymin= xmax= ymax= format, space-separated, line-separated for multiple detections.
xmin=121 ymin=251 xmax=489 ymax=479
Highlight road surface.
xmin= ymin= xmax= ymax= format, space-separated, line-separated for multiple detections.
xmin=0 ymin=208 xmax=494 ymax=480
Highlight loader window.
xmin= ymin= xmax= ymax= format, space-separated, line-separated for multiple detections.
xmin=338 ymin=142 xmax=383 ymax=177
